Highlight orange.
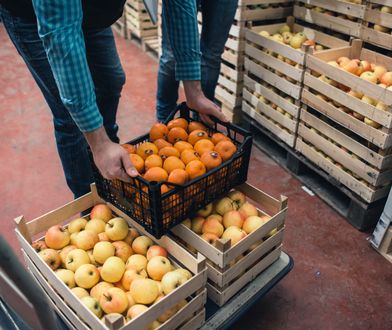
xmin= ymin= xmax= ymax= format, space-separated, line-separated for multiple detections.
xmin=159 ymin=146 xmax=180 ymax=160
xmin=211 ymin=132 xmax=230 ymax=145
xmin=129 ymin=154 xmax=144 ymax=173
xmin=194 ymin=139 xmax=214 ymax=156
xmin=154 ymin=139 xmax=172 ymax=150
xmin=200 ymin=151 xmax=222 ymax=170
xmin=214 ymin=140 xmax=237 ymax=161
xmin=144 ymin=154 xmax=163 ymax=171
xmin=167 ymin=118 xmax=188 ymax=131
xmin=188 ymin=130 xmax=208 ymax=146
xmin=163 ymin=156 xmax=185 ymax=174
xmin=149 ymin=123 xmax=168 ymax=141
xmin=186 ymin=160 xmax=206 ymax=180
xmin=168 ymin=169 xmax=189 ymax=185
xmin=161 ymin=184 xmax=170 ymax=194
xmin=188 ymin=121 xmax=207 ymax=133
xmin=174 ymin=141 xmax=193 ymax=153
xmin=167 ymin=127 xmax=188 ymax=144
xmin=137 ymin=142 xmax=158 ymax=160
xmin=144 ymin=167 xmax=168 ymax=182
xmin=181 ymin=149 xmax=200 ymax=165
xmin=121 ymin=143 xmax=136 ymax=154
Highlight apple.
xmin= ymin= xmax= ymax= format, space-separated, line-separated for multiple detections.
xmin=127 ymin=304 xmax=149 ymax=320
xmin=281 ymin=31 xmax=293 ymax=44
xmin=243 ymin=215 xmax=269 ymax=234
xmin=93 ymin=241 xmax=115 ymax=264
xmin=381 ymin=6 xmax=392 ymax=14
xmin=65 ymin=248 xmax=90 ymax=272
xmin=361 ymin=95 xmax=377 ymax=106
xmin=55 ymin=269 xmax=75 ymax=288
xmin=247 ymin=240 xmax=262 ymax=252
xmin=101 ymin=256 xmax=125 ymax=283
xmin=337 ymin=57 xmax=350 ymax=67
xmin=130 ymin=278 xmax=159 ymax=305
xmin=85 ymin=218 xmax=106 ymax=234
xmin=222 ymin=226 xmax=247 ymax=245
xmin=271 ymin=33 xmax=284 ymax=44
xmin=364 ymin=117 xmax=381 ymax=128
xmin=74 ymin=264 xmax=100 ymax=289
xmin=161 ymin=271 xmax=187 ymax=295
xmin=201 ymin=218 xmax=224 ymax=237
xmin=38 ymin=249 xmax=61 ymax=270
xmin=154 ymin=296 xmax=177 ymax=322
xmin=174 ymin=268 xmax=192 ymax=280
xmin=124 ymin=228 xmax=139 ymax=246
xmin=132 ymin=236 xmax=153 ymax=255
xmin=238 ymin=202 xmax=258 ymax=219
xmin=98 ymin=232 xmax=110 ymax=242
xmin=200 ymin=233 xmax=219 ymax=245
xmin=86 ymin=249 xmax=97 ymax=266
xmin=258 ymin=30 xmax=270 ymax=38
xmin=327 ymin=61 xmax=339 ymax=68
xmin=90 ymin=281 xmax=114 ymax=301
xmin=227 ymin=190 xmax=246 ymax=209
xmin=214 ymin=197 xmax=234 ymax=215
xmin=222 ymin=210 xmax=244 ymax=229
xmin=121 ymin=268 xmax=147 ymax=290
xmin=279 ymin=24 xmax=291 ymax=34
xmin=114 ymin=281 xmax=126 ymax=291
xmin=342 ymin=60 xmax=360 ymax=75
xmin=81 ymin=296 xmax=103 ymax=318
xmin=380 ymin=72 xmax=392 ymax=86
xmin=373 ymin=65 xmax=388 ymax=79
xmin=376 ymin=101 xmax=388 ymax=111
xmin=196 ymin=203 xmax=213 ymax=217
xmin=75 ymin=230 xmax=99 ymax=250
xmin=155 ymin=281 xmax=163 ymax=296
xmin=126 ymin=254 xmax=148 ymax=272
xmin=374 ymin=24 xmax=389 ymax=33
xmin=191 ymin=217 xmax=205 ymax=234
xmin=32 ymin=240 xmax=47 ymax=253
xmin=348 ymin=90 xmax=363 ymax=99
xmin=290 ymin=32 xmax=307 ymax=49
xmin=58 ymin=245 xmax=77 ymax=268
xmin=45 ymin=225 xmax=70 ymax=249
xmin=90 ymin=204 xmax=112 ymax=222
xmin=71 ymin=287 xmax=89 ymax=299
xmin=182 ymin=218 xmax=192 ymax=229
xmin=100 ymin=287 xmax=128 ymax=314
xmin=111 ymin=241 xmax=133 ymax=263
xmin=146 ymin=256 xmax=172 ymax=281
xmin=105 ymin=217 xmax=129 ymax=241
xmin=146 ymin=245 xmax=167 ymax=260
xmin=70 ymin=232 xmax=78 ymax=246
xmin=126 ymin=292 xmax=136 ymax=309
xmin=360 ymin=60 xmax=371 ymax=73
xmin=68 ymin=218 xmax=87 ymax=234
xmin=360 ymin=71 xmax=378 ymax=84
xmin=206 ymin=214 xmax=223 ymax=224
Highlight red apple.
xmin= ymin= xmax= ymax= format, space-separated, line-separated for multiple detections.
xmin=222 ymin=210 xmax=244 ymax=229
xmin=45 ymin=225 xmax=70 ymax=249
xmin=100 ymin=287 xmax=128 ymax=314
xmin=380 ymin=71 xmax=392 ymax=86
xmin=146 ymin=245 xmax=168 ymax=260
xmin=90 ymin=204 xmax=113 ymax=222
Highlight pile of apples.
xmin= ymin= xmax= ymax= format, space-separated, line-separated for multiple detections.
xmin=369 ymin=5 xmax=392 ymax=34
xmin=299 ymin=2 xmax=363 ymax=22
xmin=35 ymin=204 xmax=191 ymax=328
xmin=182 ymin=190 xmax=275 ymax=247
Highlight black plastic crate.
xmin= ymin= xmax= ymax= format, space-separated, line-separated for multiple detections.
xmin=91 ymin=103 xmax=253 ymax=238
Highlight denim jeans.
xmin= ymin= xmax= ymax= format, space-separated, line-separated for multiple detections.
xmin=156 ymin=0 xmax=238 ymax=122
xmin=0 ymin=7 xmax=125 ymax=198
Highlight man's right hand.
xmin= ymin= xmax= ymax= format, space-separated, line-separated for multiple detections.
xmin=85 ymin=127 xmax=138 ymax=182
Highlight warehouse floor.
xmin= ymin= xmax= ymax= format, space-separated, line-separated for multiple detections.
xmin=1 ymin=25 xmax=392 ymax=329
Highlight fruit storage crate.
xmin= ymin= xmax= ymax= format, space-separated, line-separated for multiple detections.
xmin=293 ymin=0 xmax=366 ymax=38
xmin=242 ymin=18 xmax=348 ymax=147
xmin=299 ymin=39 xmax=392 ymax=203
xmin=14 ymin=184 xmax=208 ymax=330
xmin=125 ymin=0 xmax=157 ymax=39
xmin=362 ymin=0 xmax=392 ymax=50
xmin=171 ymin=182 xmax=287 ymax=306
xmin=91 ymin=103 xmax=253 ymax=238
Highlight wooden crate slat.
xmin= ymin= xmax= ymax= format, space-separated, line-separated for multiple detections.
xmin=296 ymin=0 xmax=366 ymax=18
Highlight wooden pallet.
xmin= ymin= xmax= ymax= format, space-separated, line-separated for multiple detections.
xmin=171 ymin=182 xmax=287 ymax=306
xmin=293 ymin=0 xmax=366 ymax=37
xmin=15 ymin=184 xmax=207 ymax=330
xmin=362 ymin=0 xmax=392 ymax=50
xmin=125 ymin=0 xmax=157 ymax=40
xmin=112 ymin=14 xmax=127 ymax=39
xmin=241 ymin=114 xmax=388 ymax=231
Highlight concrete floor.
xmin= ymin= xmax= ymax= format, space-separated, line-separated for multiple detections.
xmin=1 ymin=25 xmax=392 ymax=329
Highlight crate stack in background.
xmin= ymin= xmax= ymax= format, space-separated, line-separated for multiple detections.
xmin=214 ymin=0 xmax=294 ymax=123
xmin=125 ymin=0 xmax=159 ymax=56
xmin=112 ymin=12 xmax=128 ymax=39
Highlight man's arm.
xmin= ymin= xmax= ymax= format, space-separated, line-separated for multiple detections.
xmin=163 ymin=0 xmax=227 ymax=124
xmin=32 ymin=0 xmax=137 ymax=181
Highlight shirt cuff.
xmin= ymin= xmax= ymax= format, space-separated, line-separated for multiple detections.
xmin=70 ymin=103 xmax=104 ymax=132
xmin=175 ymin=60 xmax=201 ymax=81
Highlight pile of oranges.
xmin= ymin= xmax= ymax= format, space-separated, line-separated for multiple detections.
xmin=121 ymin=118 xmax=237 ymax=192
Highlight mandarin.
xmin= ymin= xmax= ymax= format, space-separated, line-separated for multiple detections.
xmin=186 ymin=160 xmax=206 ymax=180
xmin=167 ymin=118 xmax=188 ymax=130
xmin=163 ymin=156 xmax=186 ymax=174
xmin=214 ymin=140 xmax=237 ymax=161
xmin=188 ymin=130 xmax=208 ymax=145
xmin=194 ymin=139 xmax=214 ymax=156
xmin=154 ymin=139 xmax=172 ymax=150
xmin=144 ymin=167 xmax=168 ymax=182
xmin=168 ymin=169 xmax=189 ymax=185
xmin=200 ymin=151 xmax=222 ymax=170
xmin=129 ymin=154 xmax=144 ymax=173
xmin=174 ymin=141 xmax=193 ymax=153
xmin=167 ymin=127 xmax=188 ymax=144
xmin=181 ymin=149 xmax=200 ymax=165
xmin=145 ymin=154 xmax=163 ymax=171
xmin=137 ymin=142 xmax=158 ymax=160
xmin=188 ymin=121 xmax=207 ymax=133
xmin=121 ymin=143 xmax=136 ymax=154
xmin=159 ymin=146 xmax=180 ymax=160
xmin=211 ymin=133 xmax=230 ymax=145
xmin=149 ymin=123 xmax=168 ymax=141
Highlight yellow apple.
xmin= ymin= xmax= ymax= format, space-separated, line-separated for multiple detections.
xmin=101 ymin=256 xmax=125 ymax=283
xmin=132 ymin=236 xmax=153 ymax=256
xmin=206 ymin=214 xmax=223 ymax=224
xmin=59 ymin=245 xmax=77 ymax=267
xmin=222 ymin=210 xmax=244 ymax=229
xmin=238 ymin=202 xmax=258 ymax=219
xmin=100 ymin=287 xmax=128 ymax=314
xmin=93 ymin=241 xmax=115 ymax=264
xmin=121 ymin=268 xmax=147 ymax=290
xmin=191 ymin=216 xmax=205 ymax=234
xmin=85 ymin=218 xmax=106 ymax=234
xmin=65 ymin=248 xmax=90 ymax=272
xmin=38 ymin=249 xmax=61 ymax=270
xmin=146 ymin=256 xmax=172 ymax=281
xmin=98 ymin=231 xmax=110 ymax=241
xmin=130 ymin=278 xmax=159 ymax=305
xmin=126 ymin=254 xmax=148 ymax=272
xmin=214 ymin=197 xmax=235 ymax=215
xmin=81 ymin=296 xmax=103 ymax=318
xmin=202 ymin=218 xmax=224 ymax=236
xmin=90 ymin=204 xmax=113 ymax=222
xmin=112 ymin=241 xmax=133 ymax=262
xmin=174 ymin=268 xmax=192 ymax=280
xmin=196 ymin=202 xmax=213 ymax=217
xmin=243 ymin=215 xmax=269 ymax=234
xmin=74 ymin=264 xmax=100 ymax=289
xmin=70 ymin=232 xmax=78 ymax=246
xmin=127 ymin=304 xmax=149 ymax=320
xmin=161 ymin=271 xmax=187 ymax=295
xmin=55 ymin=269 xmax=75 ymax=288
xmin=71 ymin=287 xmax=89 ymax=299
xmin=124 ymin=228 xmax=140 ymax=246
xmin=222 ymin=226 xmax=247 ymax=245
xmin=182 ymin=218 xmax=192 ymax=229
xmin=75 ymin=230 xmax=99 ymax=250
xmin=90 ymin=281 xmax=114 ymax=301
xmin=45 ymin=225 xmax=70 ymax=249
xmin=105 ymin=217 xmax=129 ymax=241
xmin=364 ymin=117 xmax=381 ymax=128
xmin=146 ymin=245 xmax=167 ymax=260
xmin=68 ymin=218 xmax=87 ymax=234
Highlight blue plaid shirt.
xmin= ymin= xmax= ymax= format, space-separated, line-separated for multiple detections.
xmin=32 ymin=0 xmax=200 ymax=132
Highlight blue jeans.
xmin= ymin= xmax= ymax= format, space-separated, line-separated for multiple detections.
xmin=0 ymin=7 xmax=125 ymax=198
xmin=156 ymin=0 xmax=238 ymax=122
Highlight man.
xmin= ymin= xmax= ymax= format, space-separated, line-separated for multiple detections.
xmin=157 ymin=0 xmax=238 ymax=122
xmin=0 ymin=0 xmax=226 ymax=198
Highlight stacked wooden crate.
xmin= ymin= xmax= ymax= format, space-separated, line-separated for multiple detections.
xmin=215 ymin=0 xmax=294 ymax=122
xmin=242 ymin=17 xmax=347 ymax=147
xmin=125 ymin=0 xmax=159 ymax=55
xmin=112 ymin=12 xmax=128 ymax=39
xmin=298 ymin=39 xmax=392 ymax=203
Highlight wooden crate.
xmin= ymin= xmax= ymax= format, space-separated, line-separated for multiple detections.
xmin=171 ymin=182 xmax=288 ymax=306
xmin=112 ymin=12 xmax=127 ymax=39
xmin=375 ymin=226 xmax=392 ymax=263
xmin=125 ymin=0 xmax=157 ymax=39
xmin=293 ymin=0 xmax=366 ymax=37
xmin=362 ymin=0 xmax=392 ymax=50
xmin=236 ymin=0 xmax=294 ymax=22
xmin=15 ymin=184 xmax=207 ymax=330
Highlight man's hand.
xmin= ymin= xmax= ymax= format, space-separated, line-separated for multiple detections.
xmin=85 ymin=127 xmax=138 ymax=182
xmin=183 ymin=81 xmax=228 ymax=125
